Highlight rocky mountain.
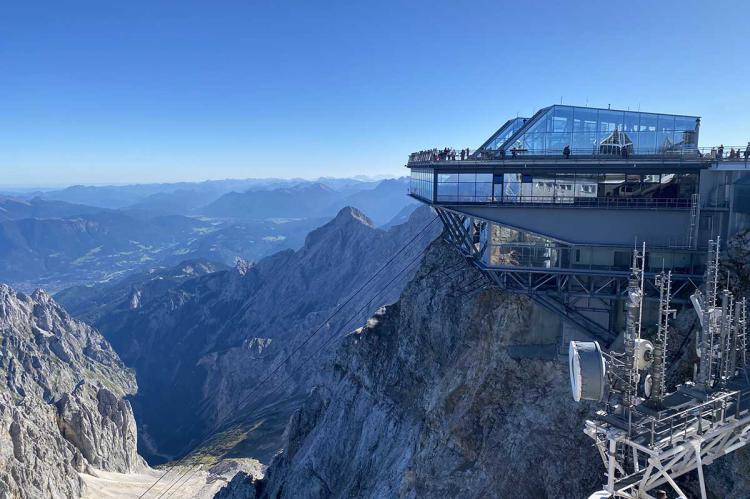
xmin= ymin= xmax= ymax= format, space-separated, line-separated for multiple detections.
xmin=59 ymin=206 xmax=440 ymax=466
xmin=0 ymin=284 xmax=143 ymax=498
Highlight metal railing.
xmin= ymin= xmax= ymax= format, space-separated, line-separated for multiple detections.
xmin=432 ymin=195 xmax=695 ymax=210
xmin=407 ymin=145 xmax=750 ymax=165
xmin=629 ymin=389 xmax=750 ymax=449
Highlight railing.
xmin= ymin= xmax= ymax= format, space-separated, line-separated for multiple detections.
xmin=407 ymin=146 xmax=750 ymax=165
xmin=629 ymin=389 xmax=749 ymax=449
xmin=434 ymin=195 xmax=695 ymax=210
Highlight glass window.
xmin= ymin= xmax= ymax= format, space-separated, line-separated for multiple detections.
xmin=639 ymin=113 xmax=657 ymax=132
xmin=458 ymin=182 xmax=476 ymax=202
xmin=459 ymin=173 xmax=476 ymax=183
xmin=598 ymin=110 xmax=624 ymax=133
xmin=658 ymin=114 xmax=675 ymax=131
xmin=573 ymin=107 xmax=598 ymax=132
xmin=623 ymin=111 xmax=640 ymax=132
xmin=476 ymin=173 xmax=492 ymax=183
xmin=675 ymin=116 xmax=698 ymax=133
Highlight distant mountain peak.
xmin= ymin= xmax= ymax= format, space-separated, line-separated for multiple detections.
xmin=332 ymin=206 xmax=374 ymax=228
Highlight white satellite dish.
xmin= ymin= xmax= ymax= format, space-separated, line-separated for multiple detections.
xmin=569 ymin=341 xmax=607 ymax=402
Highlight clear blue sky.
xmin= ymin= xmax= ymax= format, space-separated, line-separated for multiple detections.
xmin=1 ymin=0 xmax=748 ymax=186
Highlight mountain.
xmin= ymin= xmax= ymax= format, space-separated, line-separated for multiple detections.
xmin=0 ymin=211 xmax=212 ymax=292
xmin=339 ymin=177 xmax=415 ymax=225
xmin=55 ymin=258 xmax=228 ymax=325
xmin=59 ymin=206 xmax=440 ymax=465
xmin=203 ymin=183 xmax=342 ymax=220
xmin=0 ymin=285 xmax=143 ymax=498
xmin=37 ymin=179 xmax=292 ymax=210
xmin=0 ymin=196 xmax=109 ymax=220
xmin=203 ymin=178 xmax=414 ymax=226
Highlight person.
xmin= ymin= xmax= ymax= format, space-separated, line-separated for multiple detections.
xmin=563 ymin=144 xmax=571 ymax=159
xmin=730 ymin=148 xmax=736 ymax=159
xmin=745 ymin=142 xmax=750 ymax=159
xmin=621 ymin=146 xmax=629 ymax=159
xmin=655 ymin=490 xmax=667 ymax=499
xmin=460 ymin=149 xmax=465 ymax=161
xmin=717 ymin=144 xmax=724 ymax=159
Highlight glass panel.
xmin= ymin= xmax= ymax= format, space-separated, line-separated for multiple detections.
xmin=459 ymin=173 xmax=476 ymax=183
xmin=674 ymin=116 xmax=698 ymax=133
xmin=658 ymin=114 xmax=675 ymax=131
xmin=476 ymin=183 xmax=492 ymax=201
xmin=476 ymin=173 xmax=492 ymax=183
xmin=639 ymin=113 xmax=657 ymax=132
xmin=598 ymin=110 xmax=624 ymax=133
xmin=623 ymin=111 xmax=640 ymax=132
xmin=458 ymin=182 xmax=475 ymax=202
xmin=573 ymin=108 xmax=598 ymax=132
xmin=438 ymin=173 xmax=459 ymax=183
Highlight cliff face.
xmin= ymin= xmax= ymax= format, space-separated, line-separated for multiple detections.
xmin=0 ymin=285 xmax=143 ymax=499
xmin=242 ymin=239 xmax=601 ymax=498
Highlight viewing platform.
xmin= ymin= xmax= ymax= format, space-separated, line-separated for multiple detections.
xmin=406 ymin=103 xmax=750 ymax=344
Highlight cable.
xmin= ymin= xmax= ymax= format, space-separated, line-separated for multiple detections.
xmin=227 ymin=216 xmax=439 ymax=415
xmin=136 ymin=215 xmax=438 ymax=497
xmin=155 ymin=463 xmax=200 ymax=499
xmin=162 ymin=227 xmax=440 ymax=498
xmin=137 ymin=467 xmax=174 ymax=498
xmin=168 ymin=241 xmax=437 ymax=498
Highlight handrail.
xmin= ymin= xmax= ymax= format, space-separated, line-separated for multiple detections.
xmin=407 ymin=145 xmax=750 ymax=165
xmin=435 ymin=195 xmax=697 ymax=210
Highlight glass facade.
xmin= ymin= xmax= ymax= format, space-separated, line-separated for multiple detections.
xmin=481 ymin=223 xmax=704 ymax=273
xmin=480 ymin=105 xmax=699 ymax=157
xmin=476 ymin=117 xmax=527 ymax=152
xmin=435 ymin=172 xmax=493 ymax=203
xmin=435 ymin=171 xmax=697 ymax=206
xmin=409 ymin=168 xmax=434 ymax=201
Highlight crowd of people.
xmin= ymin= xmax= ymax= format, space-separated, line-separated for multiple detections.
xmin=711 ymin=143 xmax=750 ymax=160
xmin=410 ymin=142 xmax=750 ymax=163
xmin=409 ymin=147 xmax=472 ymax=162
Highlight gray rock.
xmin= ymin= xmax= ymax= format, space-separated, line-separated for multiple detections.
xmin=0 ymin=284 xmax=143 ymax=498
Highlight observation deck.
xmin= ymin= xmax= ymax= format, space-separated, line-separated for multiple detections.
xmin=406 ymin=104 xmax=750 ymax=344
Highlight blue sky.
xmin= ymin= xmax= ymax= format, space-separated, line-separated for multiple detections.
xmin=1 ymin=0 xmax=748 ymax=186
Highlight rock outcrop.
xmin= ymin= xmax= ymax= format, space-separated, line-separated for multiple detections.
xmin=0 ymin=284 xmax=143 ymax=498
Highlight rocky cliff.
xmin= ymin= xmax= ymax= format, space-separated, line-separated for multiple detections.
xmin=0 ymin=284 xmax=143 ymax=498
xmin=216 ymin=238 xmax=602 ymax=498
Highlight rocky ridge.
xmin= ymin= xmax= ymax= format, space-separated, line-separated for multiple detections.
xmin=0 ymin=284 xmax=143 ymax=498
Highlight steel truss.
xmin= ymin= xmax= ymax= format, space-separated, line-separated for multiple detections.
xmin=586 ymin=388 xmax=750 ymax=499
xmin=435 ymin=207 xmax=702 ymax=346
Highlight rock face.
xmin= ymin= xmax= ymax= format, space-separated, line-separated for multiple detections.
xmin=0 ymin=284 xmax=143 ymax=498
xmin=220 ymin=238 xmax=602 ymax=498
xmin=59 ymin=206 xmax=440 ymax=464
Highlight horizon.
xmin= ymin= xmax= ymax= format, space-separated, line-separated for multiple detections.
xmin=2 ymin=1 xmax=749 ymax=185
xmin=0 ymin=173 xmax=404 ymax=192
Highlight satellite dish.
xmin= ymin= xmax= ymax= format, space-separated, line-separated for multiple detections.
xmin=640 ymin=373 xmax=653 ymax=399
xmin=569 ymin=341 xmax=607 ymax=402
xmin=634 ymin=339 xmax=654 ymax=370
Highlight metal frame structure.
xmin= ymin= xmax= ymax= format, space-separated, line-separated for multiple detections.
xmin=436 ymin=205 xmax=702 ymax=346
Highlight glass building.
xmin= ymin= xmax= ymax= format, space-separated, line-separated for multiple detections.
xmin=476 ymin=105 xmax=700 ymax=157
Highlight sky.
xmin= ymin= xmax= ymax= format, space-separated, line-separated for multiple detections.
xmin=1 ymin=0 xmax=749 ymax=187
